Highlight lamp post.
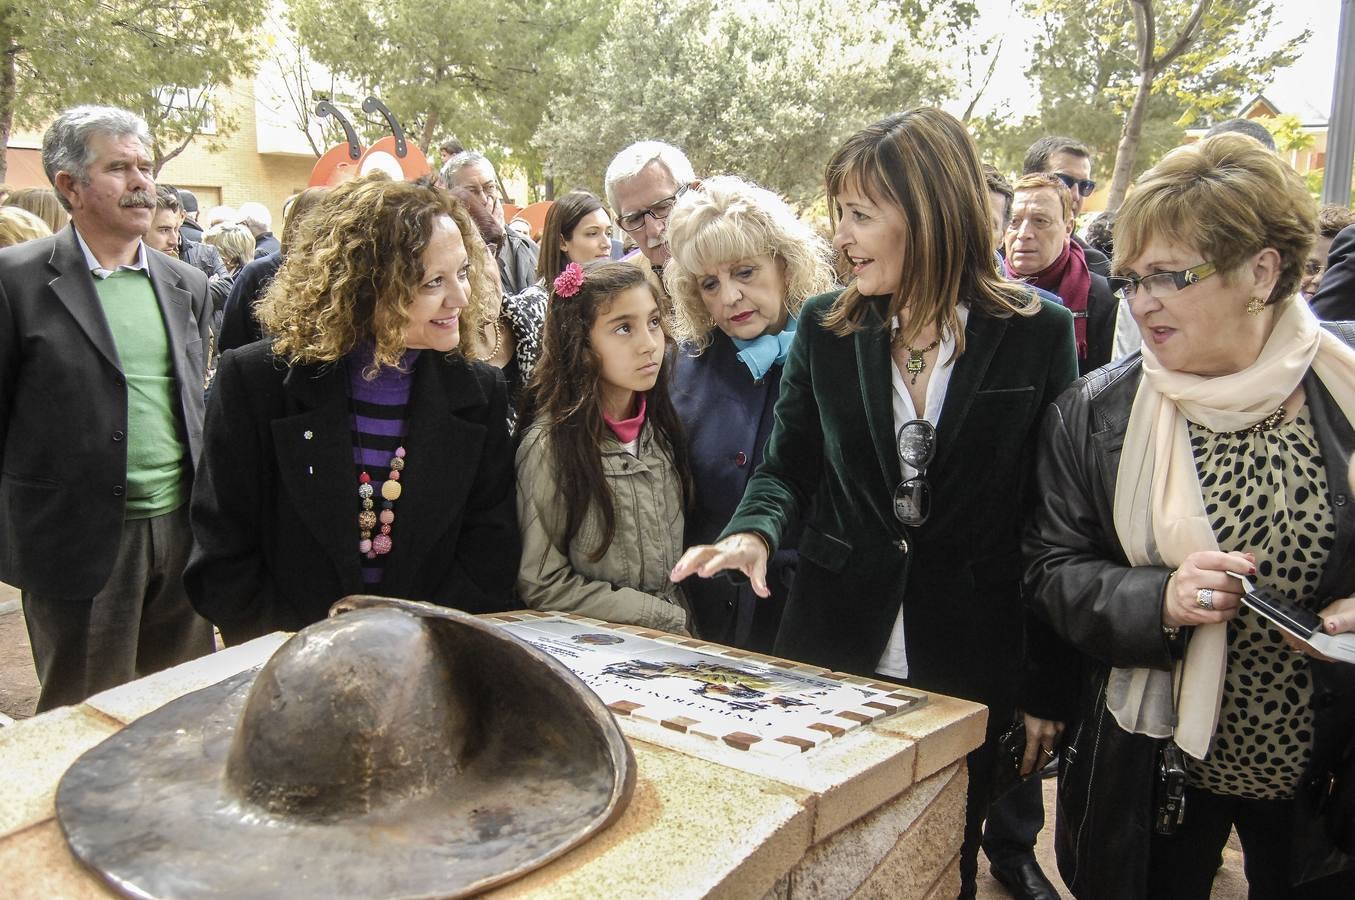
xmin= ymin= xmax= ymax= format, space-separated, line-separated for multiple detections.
xmin=1323 ymin=0 xmax=1355 ymax=205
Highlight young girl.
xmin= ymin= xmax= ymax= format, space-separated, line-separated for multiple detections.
xmin=515 ymin=260 xmax=694 ymax=633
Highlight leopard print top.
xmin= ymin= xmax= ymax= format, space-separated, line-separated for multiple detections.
xmin=1185 ymin=407 xmax=1336 ymax=800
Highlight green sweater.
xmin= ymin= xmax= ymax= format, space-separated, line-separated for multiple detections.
xmin=95 ymin=270 xmax=187 ymax=518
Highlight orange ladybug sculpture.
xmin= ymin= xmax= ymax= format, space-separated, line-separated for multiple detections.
xmin=308 ymin=97 xmax=432 ymax=187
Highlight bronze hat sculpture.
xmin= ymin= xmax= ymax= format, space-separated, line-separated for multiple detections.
xmin=55 ymin=597 xmax=635 ymax=899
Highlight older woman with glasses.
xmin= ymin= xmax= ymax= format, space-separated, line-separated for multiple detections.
xmin=672 ymin=108 xmax=1078 ymax=899
xmin=1026 ymin=134 xmax=1355 ymax=899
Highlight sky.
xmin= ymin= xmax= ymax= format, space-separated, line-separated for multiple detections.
xmin=949 ymin=0 xmax=1342 ymax=124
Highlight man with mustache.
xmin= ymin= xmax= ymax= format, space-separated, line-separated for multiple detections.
xmin=604 ymin=141 xmax=696 ymax=307
xmin=0 ymin=105 xmax=215 ymax=711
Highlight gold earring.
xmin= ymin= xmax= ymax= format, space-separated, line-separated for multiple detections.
xmin=1247 ymin=296 xmax=1266 ymax=316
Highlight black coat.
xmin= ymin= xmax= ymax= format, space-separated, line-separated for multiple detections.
xmin=253 ymin=232 xmax=280 ymax=259
xmin=720 ymin=291 xmax=1078 ymax=715
xmin=1079 ymin=271 xmax=1118 ymax=376
xmin=216 ymin=252 xmax=282 ymax=355
xmin=1074 ymin=234 xmax=1111 ymax=278
xmin=1024 ymin=347 xmax=1355 ymax=898
xmin=671 ymin=333 xmax=797 ymax=650
xmin=1312 ymin=224 xmax=1355 ymax=322
xmin=0 ymin=228 xmax=210 ymax=597
xmin=186 ymin=342 xmax=521 ymax=644
xmin=180 ymin=238 xmax=227 ymax=279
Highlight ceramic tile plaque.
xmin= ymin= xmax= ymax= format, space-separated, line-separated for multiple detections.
xmin=491 ymin=613 xmax=926 ymax=757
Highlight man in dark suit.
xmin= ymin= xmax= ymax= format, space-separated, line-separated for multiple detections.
xmin=0 ymin=105 xmax=214 ymax=711
xmin=1310 ymin=223 xmax=1355 ymax=322
xmin=1024 ymin=135 xmax=1110 ymax=278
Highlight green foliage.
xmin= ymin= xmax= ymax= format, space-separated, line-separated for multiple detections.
xmin=973 ymin=0 xmax=1307 ymax=183
xmin=289 ymin=0 xmax=613 ymax=194
xmin=0 ymin=0 xmax=267 ymax=172
xmin=533 ymin=0 xmax=959 ymax=207
xmin=1257 ymin=113 xmax=1315 ymax=154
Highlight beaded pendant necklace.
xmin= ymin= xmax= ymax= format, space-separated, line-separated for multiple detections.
xmin=356 ymin=441 xmax=406 ymax=557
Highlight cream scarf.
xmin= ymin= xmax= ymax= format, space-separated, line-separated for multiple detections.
xmin=1110 ymin=298 xmax=1355 ymax=759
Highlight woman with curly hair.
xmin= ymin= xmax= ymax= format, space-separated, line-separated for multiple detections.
xmin=662 ymin=175 xmax=835 ymax=649
xmin=185 ymin=174 xmax=520 ymax=643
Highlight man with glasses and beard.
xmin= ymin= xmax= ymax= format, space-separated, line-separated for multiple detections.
xmin=604 ymin=140 xmax=697 ymax=306
xmin=0 ymin=105 xmax=215 ymax=711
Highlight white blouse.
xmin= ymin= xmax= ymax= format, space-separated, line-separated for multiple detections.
xmin=876 ymin=305 xmax=970 ymax=680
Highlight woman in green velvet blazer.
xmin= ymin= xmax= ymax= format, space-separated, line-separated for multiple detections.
xmin=672 ymin=108 xmax=1078 ymax=899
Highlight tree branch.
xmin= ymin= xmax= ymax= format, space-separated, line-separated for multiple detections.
xmin=1156 ymin=0 xmax=1212 ymax=70
xmin=1130 ymin=0 xmax=1154 ymax=73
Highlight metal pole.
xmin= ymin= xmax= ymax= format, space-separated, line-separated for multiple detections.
xmin=1324 ymin=0 xmax=1355 ymax=205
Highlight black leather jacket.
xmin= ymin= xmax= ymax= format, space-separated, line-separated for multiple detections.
xmin=1024 ymin=345 xmax=1355 ymax=898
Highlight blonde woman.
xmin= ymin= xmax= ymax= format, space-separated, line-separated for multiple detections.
xmin=186 ymin=175 xmax=519 ymax=643
xmin=662 ymin=175 xmax=833 ymax=649
xmin=6 ymin=186 xmax=69 ymax=234
xmin=671 ymin=109 xmax=1078 ymax=898
xmin=202 ymin=223 xmax=255 ymax=276
xmin=0 ymin=206 xmax=52 ymax=248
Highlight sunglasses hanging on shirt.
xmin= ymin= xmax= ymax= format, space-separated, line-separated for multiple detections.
xmin=893 ymin=419 xmax=936 ymax=527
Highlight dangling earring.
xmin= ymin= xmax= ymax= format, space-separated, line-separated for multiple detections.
xmin=1246 ymin=296 xmax=1266 ymax=316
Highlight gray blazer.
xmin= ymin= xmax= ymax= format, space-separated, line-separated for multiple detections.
xmin=0 ymin=226 xmax=211 ymax=597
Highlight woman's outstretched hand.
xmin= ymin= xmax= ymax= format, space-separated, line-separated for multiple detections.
xmin=670 ymin=532 xmax=771 ymax=598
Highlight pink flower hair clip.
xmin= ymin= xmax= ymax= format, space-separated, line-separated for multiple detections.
xmin=553 ymin=262 xmax=585 ymax=298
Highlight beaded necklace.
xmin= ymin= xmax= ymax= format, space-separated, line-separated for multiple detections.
xmin=347 ymin=352 xmax=413 ymax=560
xmin=356 ymin=437 xmax=406 ymax=557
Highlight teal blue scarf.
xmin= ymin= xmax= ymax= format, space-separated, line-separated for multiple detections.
xmin=731 ymin=316 xmax=797 ymax=381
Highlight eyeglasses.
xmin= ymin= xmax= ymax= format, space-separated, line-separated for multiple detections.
xmin=1304 ymin=259 xmax=1326 ymax=277
xmin=617 ymin=184 xmax=691 ymax=234
xmin=1108 ymin=261 xmax=1217 ymax=300
xmin=463 ymin=179 xmax=498 ymax=201
xmin=893 ymin=419 xmax=936 ymax=527
xmin=1052 ymin=172 xmax=1097 ymax=198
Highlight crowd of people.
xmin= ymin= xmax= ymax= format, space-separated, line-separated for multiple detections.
xmin=2 ymin=101 xmax=1355 ymax=900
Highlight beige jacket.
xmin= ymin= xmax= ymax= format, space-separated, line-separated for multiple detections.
xmin=515 ymin=421 xmax=691 ymax=633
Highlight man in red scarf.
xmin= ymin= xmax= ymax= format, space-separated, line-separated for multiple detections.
xmin=1004 ymin=173 xmax=1116 ymax=376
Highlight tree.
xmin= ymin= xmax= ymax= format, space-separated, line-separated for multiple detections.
xmin=0 ymin=0 xmax=266 ymax=178
xmin=1103 ymin=0 xmax=1213 ymax=209
xmin=257 ymin=5 xmax=347 ymax=159
xmin=1258 ymin=113 xmax=1316 ymax=156
xmin=289 ymin=0 xmax=613 ymax=198
xmin=972 ymin=0 xmax=1307 ymax=199
xmin=533 ymin=0 xmax=960 ymax=207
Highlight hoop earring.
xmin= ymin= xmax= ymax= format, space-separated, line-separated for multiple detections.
xmin=1246 ymin=296 xmax=1266 ymax=316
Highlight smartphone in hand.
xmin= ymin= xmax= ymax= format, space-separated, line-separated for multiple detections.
xmin=1226 ymin=572 xmax=1355 ymax=664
